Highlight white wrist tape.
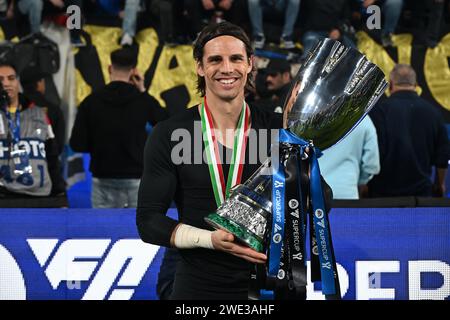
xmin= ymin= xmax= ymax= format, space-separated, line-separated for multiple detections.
xmin=174 ymin=224 xmax=214 ymax=249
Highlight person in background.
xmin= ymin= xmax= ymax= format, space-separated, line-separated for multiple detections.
xmin=70 ymin=47 xmax=168 ymax=208
xmin=258 ymin=58 xmax=292 ymax=113
xmin=360 ymin=0 xmax=403 ymax=47
xmin=184 ymin=0 xmax=248 ymax=40
xmin=247 ymin=0 xmax=300 ymax=49
xmin=0 ymin=62 xmax=58 ymax=199
xmin=319 ymin=116 xmax=380 ymax=199
xmin=20 ymin=65 xmax=66 ymax=197
xmin=368 ymin=64 xmax=450 ymax=197
xmin=87 ymin=0 xmax=142 ymax=46
xmin=424 ymin=0 xmax=445 ymax=48
xmin=252 ymin=58 xmax=292 ymax=113
xmin=4 ymin=0 xmax=86 ymax=45
xmin=42 ymin=0 xmax=85 ymax=46
xmin=150 ymin=0 xmax=194 ymax=46
xmin=119 ymin=0 xmax=142 ymax=46
xmin=301 ymin=0 xmax=356 ymax=58
xmin=4 ymin=0 xmax=43 ymax=34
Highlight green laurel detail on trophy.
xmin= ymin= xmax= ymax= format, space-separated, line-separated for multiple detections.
xmin=205 ymin=213 xmax=264 ymax=252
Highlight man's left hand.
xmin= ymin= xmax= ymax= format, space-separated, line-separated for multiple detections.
xmin=219 ymin=0 xmax=233 ymax=10
xmin=212 ymin=229 xmax=267 ymax=264
xmin=49 ymin=0 xmax=65 ymax=8
xmin=363 ymin=0 xmax=377 ymax=8
xmin=329 ymin=29 xmax=341 ymax=40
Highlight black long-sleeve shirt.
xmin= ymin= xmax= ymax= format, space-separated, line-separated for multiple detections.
xmin=70 ymin=81 xmax=168 ymax=178
xmin=136 ymin=105 xmax=282 ymax=299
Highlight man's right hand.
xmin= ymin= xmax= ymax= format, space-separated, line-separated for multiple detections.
xmin=211 ymin=229 xmax=267 ymax=264
xmin=202 ymin=0 xmax=215 ymax=10
xmin=363 ymin=0 xmax=376 ymax=8
xmin=130 ymin=71 xmax=145 ymax=92
xmin=219 ymin=0 xmax=233 ymax=10
xmin=329 ymin=28 xmax=341 ymax=40
xmin=49 ymin=0 xmax=65 ymax=9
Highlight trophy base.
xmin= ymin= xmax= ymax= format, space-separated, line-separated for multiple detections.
xmin=205 ymin=213 xmax=264 ymax=252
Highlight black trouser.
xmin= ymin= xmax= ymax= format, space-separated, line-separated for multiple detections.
xmin=183 ymin=0 xmax=248 ymax=35
xmin=156 ymin=247 xmax=179 ymax=300
xmin=426 ymin=0 xmax=445 ymax=42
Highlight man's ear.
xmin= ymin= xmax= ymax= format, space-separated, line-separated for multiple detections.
xmin=108 ymin=65 xmax=112 ymax=75
xmin=247 ymin=55 xmax=254 ymax=75
xmin=37 ymin=78 xmax=46 ymax=91
xmin=197 ymin=61 xmax=205 ymax=77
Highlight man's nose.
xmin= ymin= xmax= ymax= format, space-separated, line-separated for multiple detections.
xmin=220 ymin=59 xmax=233 ymax=73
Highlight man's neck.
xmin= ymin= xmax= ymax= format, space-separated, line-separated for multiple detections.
xmin=8 ymin=99 xmax=19 ymax=113
xmin=205 ymin=94 xmax=244 ymax=131
xmin=110 ymin=74 xmax=130 ymax=83
xmin=204 ymin=93 xmax=245 ymax=148
xmin=390 ymin=86 xmax=416 ymax=95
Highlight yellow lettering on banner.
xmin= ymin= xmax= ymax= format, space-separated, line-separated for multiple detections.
xmin=75 ymin=26 xmax=158 ymax=106
xmin=424 ymin=33 xmax=450 ymax=111
xmin=392 ymin=34 xmax=413 ymax=68
xmin=75 ymin=68 xmax=91 ymax=107
xmin=0 ymin=29 xmax=18 ymax=42
xmin=149 ymin=45 xmax=201 ymax=108
xmin=356 ymin=31 xmax=421 ymax=95
xmin=135 ymin=28 xmax=158 ymax=77
xmin=83 ymin=25 xmax=122 ymax=83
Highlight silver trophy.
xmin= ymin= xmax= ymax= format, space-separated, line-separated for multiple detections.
xmin=205 ymin=38 xmax=388 ymax=252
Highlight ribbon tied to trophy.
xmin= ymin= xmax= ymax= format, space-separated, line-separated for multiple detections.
xmin=204 ymin=38 xmax=388 ymax=300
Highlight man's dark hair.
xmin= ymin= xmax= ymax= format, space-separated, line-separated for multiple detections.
xmin=0 ymin=61 xmax=18 ymax=75
xmin=110 ymin=47 xmax=138 ymax=71
xmin=20 ymin=65 xmax=47 ymax=93
xmin=193 ymin=21 xmax=254 ymax=97
xmin=265 ymin=59 xmax=291 ymax=77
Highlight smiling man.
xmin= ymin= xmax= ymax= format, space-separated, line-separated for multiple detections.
xmin=137 ymin=22 xmax=282 ymax=300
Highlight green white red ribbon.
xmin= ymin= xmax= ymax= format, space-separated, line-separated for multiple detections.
xmin=200 ymin=97 xmax=250 ymax=207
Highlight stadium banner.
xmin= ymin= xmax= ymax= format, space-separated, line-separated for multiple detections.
xmin=0 ymin=207 xmax=449 ymax=300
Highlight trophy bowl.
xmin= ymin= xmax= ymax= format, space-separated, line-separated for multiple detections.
xmin=284 ymin=38 xmax=388 ymax=150
xmin=205 ymin=38 xmax=388 ymax=252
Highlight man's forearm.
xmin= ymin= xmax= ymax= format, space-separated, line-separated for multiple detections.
xmin=171 ymin=223 xmax=214 ymax=249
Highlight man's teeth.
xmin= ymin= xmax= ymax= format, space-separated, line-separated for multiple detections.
xmin=219 ymin=79 xmax=236 ymax=84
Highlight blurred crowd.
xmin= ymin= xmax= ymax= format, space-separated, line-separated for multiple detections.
xmin=0 ymin=1 xmax=449 ymax=207
xmin=0 ymin=0 xmax=449 ymax=49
